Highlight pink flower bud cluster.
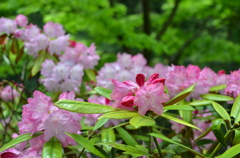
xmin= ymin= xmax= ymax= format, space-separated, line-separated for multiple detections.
xmin=111 ymin=73 xmax=170 ymax=115
xmin=86 ymin=95 xmax=124 ymax=127
xmin=17 ymin=91 xmax=83 ymax=151
xmin=0 ymin=147 xmax=41 ymax=158
xmin=0 ymin=85 xmax=22 ymax=101
xmin=97 ymin=53 xmax=148 ymax=89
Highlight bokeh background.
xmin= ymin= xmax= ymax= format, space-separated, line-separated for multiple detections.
xmin=1 ymin=0 xmax=240 ymax=71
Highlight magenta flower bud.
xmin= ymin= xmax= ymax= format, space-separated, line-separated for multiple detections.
xmin=147 ymin=73 xmax=160 ymax=84
xmin=136 ymin=73 xmax=145 ymax=87
xmin=121 ymin=96 xmax=135 ymax=107
xmin=152 ymin=78 xmax=165 ymax=85
xmin=218 ymin=70 xmax=226 ymax=75
xmin=15 ymin=14 xmax=28 ymax=27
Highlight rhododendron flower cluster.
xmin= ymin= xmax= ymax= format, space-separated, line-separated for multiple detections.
xmin=40 ymin=42 xmax=99 ymax=92
xmin=18 ymin=91 xmax=82 ymax=150
xmin=111 ymin=73 xmax=170 ymax=115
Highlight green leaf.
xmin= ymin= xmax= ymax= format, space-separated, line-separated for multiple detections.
xmin=101 ymin=129 xmax=115 ymax=152
xmin=31 ymin=50 xmax=47 ymax=76
xmin=161 ymin=113 xmax=201 ymax=131
xmin=149 ymin=133 xmax=205 ymax=158
xmin=42 ymin=137 xmax=62 ymax=158
xmin=212 ymin=118 xmax=227 ymax=147
xmin=55 ymin=99 xmax=115 ymax=114
xmin=93 ymin=118 xmax=110 ymax=131
xmin=189 ymin=100 xmax=212 ymax=106
xmin=164 ymin=105 xmax=195 ymax=111
xmin=98 ymin=110 xmax=140 ymax=119
xmin=98 ymin=142 xmax=149 ymax=156
xmin=129 ymin=115 xmax=156 ymax=128
xmin=66 ymin=133 xmax=106 ymax=158
xmin=116 ymin=127 xmax=138 ymax=146
xmin=96 ymin=122 xmax=129 ymax=137
xmin=200 ymin=94 xmax=233 ymax=102
xmin=209 ymin=85 xmax=226 ymax=92
xmin=216 ymin=144 xmax=240 ymax=158
xmin=212 ymin=101 xmax=231 ymax=122
xmin=179 ymin=110 xmax=192 ymax=123
xmin=230 ymin=95 xmax=240 ymax=123
xmin=233 ymin=129 xmax=240 ymax=146
xmin=94 ymin=87 xmax=112 ymax=100
xmin=85 ymin=69 xmax=96 ymax=82
xmin=195 ymin=139 xmax=215 ymax=146
xmin=0 ymin=132 xmax=43 ymax=152
xmin=195 ymin=127 xmax=212 ymax=141
xmin=11 ymin=38 xmax=20 ymax=55
xmin=166 ymin=84 xmax=195 ymax=105
xmin=15 ymin=47 xmax=24 ymax=64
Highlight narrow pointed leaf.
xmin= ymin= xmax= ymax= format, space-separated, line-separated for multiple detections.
xmin=98 ymin=142 xmax=149 ymax=156
xmin=149 ymin=133 xmax=205 ymax=158
xmin=217 ymin=144 xmax=240 ymax=158
xmin=212 ymin=101 xmax=231 ymax=121
xmin=98 ymin=111 xmax=140 ymax=119
xmin=42 ymin=137 xmax=62 ymax=158
xmin=116 ymin=127 xmax=138 ymax=146
xmin=15 ymin=47 xmax=24 ymax=64
xmin=94 ymin=87 xmax=112 ymax=100
xmin=164 ymin=105 xmax=195 ymax=111
xmin=189 ymin=100 xmax=212 ymax=106
xmin=200 ymin=94 xmax=233 ymax=102
xmin=195 ymin=127 xmax=212 ymax=141
xmin=230 ymin=95 xmax=240 ymax=123
xmin=212 ymin=118 xmax=227 ymax=147
xmin=129 ymin=115 xmax=156 ymax=128
xmin=0 ymin=132 xmax=43 ymax=152
xmin=233 ymin=129 xmax=240 ymax=146
xmin=55 ymin=99 xmax=115 ymax=114
xmin=209 ymin=85 xmax=226 ymax=92
xmin=166 ymin=84 xmax=195 ymax=105
xmin=161 ymin=113 xmax=201 ymax=131
xmin=93 ymin=118 xmax=110 ymax=131
xmin=179 ymin=110 xmax=192 ymax=123
xmin=11 ymin=38 xmax=19 ymax=55
xmin=96 ymin=122 xmax=129 ymax=137
xmin=101 ymin=129 xmax=115 ymax=152
xmin=66 ymin=133 xmax=106 ymax=158
xmin=85 ymin=69 xmax=96 ymax=82
xmin=31 ymin=50 xmax=47 ymax=76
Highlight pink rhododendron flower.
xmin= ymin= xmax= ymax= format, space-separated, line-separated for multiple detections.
xmin=18 ymin=91 xmax=82 ymax=149
xmin=0 ymin=85 xmax=21 ymax=101
xmin=111 ymin=73 xmax=170 ymax=115
xmin=225 ymin=69 xmax=240 ymax=98
xmin=43 ymin=21 xmax=65 ymax=38
xmin=15 ymin=14 xmax=28 ymax=27
xmin=0 ymin=148 xmax=20 ymax=158
xmin=0 ymin=17 xmax=17 ymax=35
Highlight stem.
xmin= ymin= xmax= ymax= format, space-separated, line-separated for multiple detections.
xmin=78 ymin=148 xmax=85 ymax=158
xmin=153 ymin=135 xmax=163 ymax=158
xmin=210 ymin=130 xmax=233 ymax=157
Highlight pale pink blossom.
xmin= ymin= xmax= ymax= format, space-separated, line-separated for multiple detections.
xmin=0 ymin=17 xmax=17 ymax=34
xmin=41 ymin=59 xmax=55 ymax=78
xmin=0 ymin=85 xmax=20 ymax=101
xmin=15 ymin=14 xmax=28 ymax=27
xmin=48 ymin=35 xmax=69 ymax=55
xmin=43 ymin=21 xmax=65 ymax=38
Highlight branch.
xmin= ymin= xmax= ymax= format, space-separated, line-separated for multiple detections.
xmin=156 ymin=0 xmax=181 ymax=41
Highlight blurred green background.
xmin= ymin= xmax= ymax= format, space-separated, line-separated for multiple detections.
xmin=1 ymin=0 xmax=240 ymax=72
